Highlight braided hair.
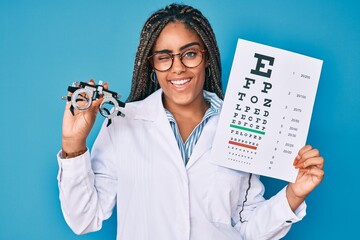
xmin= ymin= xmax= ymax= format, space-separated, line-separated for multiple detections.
xmin=127 ymin=3 xmax=224 ymax=102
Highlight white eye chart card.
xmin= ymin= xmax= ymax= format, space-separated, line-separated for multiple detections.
xmin=211 ymin=39 xmax=323 ymax=182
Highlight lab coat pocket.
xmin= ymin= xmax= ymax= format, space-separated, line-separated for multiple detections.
xmin=207 ymin=166 xmax=243 ymax=225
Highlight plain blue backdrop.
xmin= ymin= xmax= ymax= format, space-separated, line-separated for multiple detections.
xmin=1 ymin=0 xmax=359 ymax=239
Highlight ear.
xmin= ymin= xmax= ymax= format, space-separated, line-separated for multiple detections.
xmin=204 ymin=58 xmax=210 ymax=68
xmin=205 ymin=61 xmax=210 ymax=68
xmin=204 ymin=51 xmax=210 ymax=68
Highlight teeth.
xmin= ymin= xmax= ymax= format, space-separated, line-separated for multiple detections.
xmin=170 ymin=79 xmax=191 ymax=85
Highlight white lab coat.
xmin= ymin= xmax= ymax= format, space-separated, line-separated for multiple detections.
xmin=57 ymin=89 xmax=306 ymax=240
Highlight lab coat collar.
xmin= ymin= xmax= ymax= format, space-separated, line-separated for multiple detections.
xmin=133 ymin=88 xmax=222 ymax=170
xmin=133 ymin=89 xmax=164 ymax=122
xmin=133 ymin=89 xmax=187 ymax=176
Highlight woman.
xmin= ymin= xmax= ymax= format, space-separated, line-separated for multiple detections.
xmin=58 ymin=3 xmax=324 ymax=240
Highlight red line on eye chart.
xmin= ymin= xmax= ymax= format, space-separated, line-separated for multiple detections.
xmin=228 ymin=140 xmax=257 ymax=150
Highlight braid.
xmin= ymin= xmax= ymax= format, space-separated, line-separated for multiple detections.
xmin=127 ymin=3 xmax=224 ymax=102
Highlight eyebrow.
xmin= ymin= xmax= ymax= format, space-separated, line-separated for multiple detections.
xmin=153 ymin=42 xmax=201 ymax=54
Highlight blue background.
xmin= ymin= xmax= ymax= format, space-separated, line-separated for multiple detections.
xmin=1 ymin=0 xmax=359 ymax=239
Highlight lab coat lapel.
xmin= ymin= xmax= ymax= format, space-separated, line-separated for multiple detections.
xmin=186 ymin=115 xmax=218 ymax=169
xmin=134 ymin=90 xmax=188 ymax=179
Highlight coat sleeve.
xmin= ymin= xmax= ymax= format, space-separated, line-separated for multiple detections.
xmin=57 ymin=121 xmax=117 ymax=235
xmin=233 ymin=174 xmax=306 ymax=240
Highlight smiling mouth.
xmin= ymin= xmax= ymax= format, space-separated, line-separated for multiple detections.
xmin=170 ymin=78 xmax=191 ymax=86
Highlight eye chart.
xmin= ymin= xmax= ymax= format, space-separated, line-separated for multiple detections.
xmin=211 ymin=39 xmax=323 ymax=182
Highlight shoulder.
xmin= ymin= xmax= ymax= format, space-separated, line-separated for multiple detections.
xmin=109 ymin=89 xmax=163 ymax=126
xmin=204 ymin=90 xmax=223 ymax=107
xmin=125 ymin=89 xmax=163 ymax=114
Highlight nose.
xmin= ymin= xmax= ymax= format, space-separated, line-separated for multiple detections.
xmin=171 ymin=54 xmax=186 ymax=73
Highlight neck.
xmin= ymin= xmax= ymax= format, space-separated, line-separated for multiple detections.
xmin=163 ymin=92 xmax=210 ymax=142
xmin=163 ymin=93 xmax=209 ymax=119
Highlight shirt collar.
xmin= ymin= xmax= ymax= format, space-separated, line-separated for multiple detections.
xmin=165 ymin=90 xmax=222 ymax=122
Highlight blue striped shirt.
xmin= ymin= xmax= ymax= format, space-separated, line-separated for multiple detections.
xmin=165 ymin=90 xmax=222 ymax=165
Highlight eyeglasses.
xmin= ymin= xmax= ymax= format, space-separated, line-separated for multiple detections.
xmin=148 ymin=49 xmax=206 ymax=72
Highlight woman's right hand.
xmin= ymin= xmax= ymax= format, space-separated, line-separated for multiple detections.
xmin=61 ymin=80 xmax=108 ymax=154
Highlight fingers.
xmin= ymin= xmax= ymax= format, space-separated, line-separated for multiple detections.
xmin=93 ymin=81 xmax=109 ymax=108
xmin=296 ymin=145 xmax=313 ymax=159
xmin=92 ymin=98 xmax=102 ymax=108
xmin=294 ymin=145 xmax=324 ymax=170
xmin=104 ymin=81 xmax=109 ymax=90
xmin=294 ymin=145 xmax=316 ymax=164
xmin=304 ymin=156 xmax=324 ymax=168
xmin=64 ymin=79 xmax=108 ymax=109
xmin=295 ymin=156 xmax=324 ymax=169
xmin=298 ymin=167 xmax=325 ymax=182
xmin=309 ymin=168 xmax=324 ymax=178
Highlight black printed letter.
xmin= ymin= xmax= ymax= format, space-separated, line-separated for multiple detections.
xmin=251 ymin=53 xmax=275 ymax=78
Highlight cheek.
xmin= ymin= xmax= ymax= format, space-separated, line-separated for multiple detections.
xmin=197 ymin=69 xmax=206 ymax=85
xmin=154 ymin=72 xmax=167 ymax=86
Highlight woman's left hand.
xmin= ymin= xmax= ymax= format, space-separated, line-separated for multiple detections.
xmin=286 ymin=145 xmax=324 ymax=211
